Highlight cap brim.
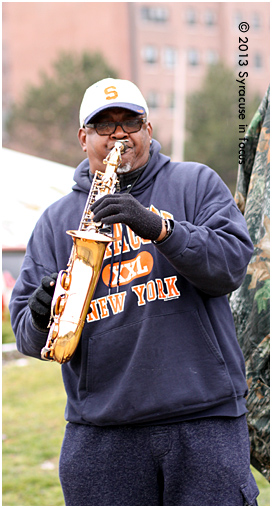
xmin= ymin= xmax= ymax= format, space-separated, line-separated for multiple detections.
xmin=84 ymin=103 xmax=146 ymax=125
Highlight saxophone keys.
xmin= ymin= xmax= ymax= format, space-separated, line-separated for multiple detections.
xmin=51 ymin=324 xmax=59 ymax=340
xmin=61 ymin=272 xmax=71 ymax=290
xmin=54 ymin=295 xmax=66 ymax=316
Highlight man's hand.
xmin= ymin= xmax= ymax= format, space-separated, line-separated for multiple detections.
xmin=28 ymin=273 xmax=58 ymax=331
xmin=90 ymin=194 xmax=163 ymax=241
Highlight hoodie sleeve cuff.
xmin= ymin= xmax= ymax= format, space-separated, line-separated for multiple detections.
xmin=152 ymin=220 xmax=190 ymax=258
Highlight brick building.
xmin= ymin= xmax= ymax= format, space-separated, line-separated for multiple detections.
xmin=2 ymin=2 xmax=270 ymax=156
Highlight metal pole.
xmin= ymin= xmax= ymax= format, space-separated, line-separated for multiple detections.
xmin=171 ymin=50 xmax=186 ymax=162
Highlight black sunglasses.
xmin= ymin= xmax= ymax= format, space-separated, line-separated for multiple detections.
xmin=84 ymin=117 xmax=147 ymax=136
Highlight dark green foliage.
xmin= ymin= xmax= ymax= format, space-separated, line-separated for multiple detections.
xmin=184 ymin=62 xmax=261 ymax=192
xmin=4 ymin=51 xmax=118 ymax=167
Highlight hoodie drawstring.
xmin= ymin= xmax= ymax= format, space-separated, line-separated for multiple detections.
xmin=108 ymin=229 xmax=115 ymax=295
xmin=107 ymin=224 xmax=125 ymax=295
xmin=108 ymin=172 xmax=142 ymax=295
xmin=107 ymin=167 xmax=146 ymax=295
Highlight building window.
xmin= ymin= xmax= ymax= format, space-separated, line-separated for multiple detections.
xmin=252 ymin=13 xmax=261 ymax=30
xmin=141 ymin=6 xmax=168 ymax=23
xmin=186 ymin=8 xmax=197 ymax=25
xmin=147 ymin=91 xmax=160 ymax=109
xmin=187 ymin=48 xmax=200 ymax=66
xmin=167 ymin=92 xmax=175 ymax=110
xmin=234 ymin=11 xmax=243 ymax=27
xmin=204 ymin=10 xmax=216 ymax=26
xmin=253 ymin=53 xmax=263 ymax=69
xmin=163 ymin=47 xmax=177 ymax=69
xmin=142 ymin=45 xmax=159 ymax=64
xmin=206 ymin=49 xmax=219 ymax=65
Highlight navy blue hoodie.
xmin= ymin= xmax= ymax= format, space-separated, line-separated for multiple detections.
xmin=10 ymin=140 xmax=254 ymax=426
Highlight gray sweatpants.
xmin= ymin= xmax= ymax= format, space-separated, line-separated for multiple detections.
xmin=59 ymin=415 xmax=259 ymax=506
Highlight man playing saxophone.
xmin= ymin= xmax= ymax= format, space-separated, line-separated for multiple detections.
xmin=10 ymin=78 xmax=259 ymax=506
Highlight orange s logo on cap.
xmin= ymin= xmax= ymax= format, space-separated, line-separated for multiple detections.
xmin=104 ymin=86 xmax=118 ymax=100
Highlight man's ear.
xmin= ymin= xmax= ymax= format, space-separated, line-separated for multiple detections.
xmin=147 ymin=121 xmax=153 ymax=142
xmin=78 ymin=128 xmax=87 ymax=152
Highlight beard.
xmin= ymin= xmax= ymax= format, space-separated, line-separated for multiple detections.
xmin=117 ymin=162 xmax=132 ymax=174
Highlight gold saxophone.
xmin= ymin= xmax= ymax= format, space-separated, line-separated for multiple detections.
xmin=41 ymin=140 xmax=128 ymax=363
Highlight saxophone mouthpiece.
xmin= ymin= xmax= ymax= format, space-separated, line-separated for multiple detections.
xmin=118 ymin=140 xmax=129 ymax=153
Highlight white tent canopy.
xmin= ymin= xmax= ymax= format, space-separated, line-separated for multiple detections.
xmin=2 ymin=148 xmax=75 ymax=249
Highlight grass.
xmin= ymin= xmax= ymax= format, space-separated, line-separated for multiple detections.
xmin=253 ymin=468 xmax=270 ymax=506
xmin=2 ymin=319 xmax=270 ymax=506
xmin=3 ymin=357 xmax=66 ymax=506
xmin=2 ymin=312 xmax=15 ymax=344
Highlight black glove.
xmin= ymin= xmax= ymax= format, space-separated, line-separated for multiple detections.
xmin=28 ymin=273 xmax=58 ymax=331
xmin=91 ymin=194 xmax=163 ymax=241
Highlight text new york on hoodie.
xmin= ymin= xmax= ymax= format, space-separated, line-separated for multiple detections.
xmin=10 ymin=139 xmax=254 ymax=426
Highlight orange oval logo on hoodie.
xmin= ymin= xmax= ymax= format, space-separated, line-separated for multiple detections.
xmin=102 ymin=251 xmax=153 ymax=288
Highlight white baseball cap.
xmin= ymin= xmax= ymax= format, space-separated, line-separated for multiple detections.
xmin=79 ymin=78 xmax=149 ymax=127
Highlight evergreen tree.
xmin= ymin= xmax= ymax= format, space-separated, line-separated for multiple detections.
xmin=184 ymin=62 xmax=260 ymax=192
xmin=4 ymin=51 xmax=118 ymax=167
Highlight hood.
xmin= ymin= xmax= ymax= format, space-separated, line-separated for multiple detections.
xmin=72 ymin=158 xmax=93 ymax=193
xmin=72 ymin=139 xmax=171 ymax=196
